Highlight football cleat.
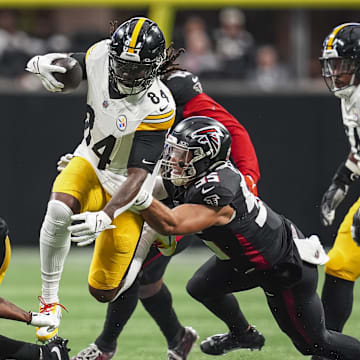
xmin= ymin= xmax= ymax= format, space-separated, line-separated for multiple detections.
xmin=41 ymin=337 xmax=71 ymax=360
xmin=311 ymin=356 xmax=329 ymax=360
xmin=167 ymin=326 xmax=199 ymax=360
xmin=200 ymin=326 xmax=265 ymax=356
xmin=70 ymin=343 xmax=116 ymax=360
xmin=36 ymin=296 xmax=67 ymax=342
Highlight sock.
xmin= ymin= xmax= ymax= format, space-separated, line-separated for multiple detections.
xmin=321 ymin=273 xmax=355 ymax=332
xmin=0 ymin=335 xmax=40 ymax=360
xmin=95 ymin=281 xmax=139 ymax=352
xmin=192 ymin=292 xmax=249 ymax=337
xmin=140 ymin=283 xmax=183 ymax=348
xmin=40 ymin=200 xmax=73 ymax=303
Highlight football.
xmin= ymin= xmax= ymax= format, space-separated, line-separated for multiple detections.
xmin=51 ymin=57 xmax=83 ymax=93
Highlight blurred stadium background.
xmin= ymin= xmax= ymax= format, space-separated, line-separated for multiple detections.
xmin=1 ymin=0 xmax=360 ymax=357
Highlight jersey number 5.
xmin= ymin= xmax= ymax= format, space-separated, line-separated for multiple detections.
xmin=85 ymin=104 xmax=116 ymax=170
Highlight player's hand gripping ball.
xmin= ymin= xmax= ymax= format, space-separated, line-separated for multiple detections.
xmin=51 ymin=57 xmax=83 ymax=93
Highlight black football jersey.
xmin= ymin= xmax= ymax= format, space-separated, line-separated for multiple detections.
xmin=162 ymin=70 xmax=203 ymax=128
xmin=164 ymin=162 xmax=301 ymax=272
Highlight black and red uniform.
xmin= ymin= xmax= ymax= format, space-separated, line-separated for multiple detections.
xmin=165 ymin=161 xmax=360 ymax=360
xmin=140 ymin=70 xmax=260 ymax=285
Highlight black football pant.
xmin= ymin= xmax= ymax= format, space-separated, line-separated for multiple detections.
xmin=186 ymin=255 xmax=360 ymax=360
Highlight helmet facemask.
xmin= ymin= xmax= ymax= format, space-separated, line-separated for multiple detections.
xmin=109 ymin=50 xmax=163 ymax=95
xmin=320 ymin=55 xmax=359 ymax=95
xmin=161 ymin=136 xmax=206 ymax=187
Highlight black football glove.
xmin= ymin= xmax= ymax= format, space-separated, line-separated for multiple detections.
xmin=320 ymin=182 xmax=348 ymax=226
xmin=320 ymin=162 xmax=358 ymax=226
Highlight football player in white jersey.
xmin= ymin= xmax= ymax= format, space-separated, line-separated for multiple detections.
xmin=315 ymin=23 xmax=360 ymax=360
xmin=25 ymin=17 xmax=176 ymax=342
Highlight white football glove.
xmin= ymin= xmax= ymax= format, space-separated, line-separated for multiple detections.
xmin=25 ymin=53 xmax=68 ymax=92
xmin=28 ymin=311 xmax=59 ymax=327
xmin=57 ymin=153 xmax=74 ymax=172
xmin=68 ymin=211 xmax=115 ymax=247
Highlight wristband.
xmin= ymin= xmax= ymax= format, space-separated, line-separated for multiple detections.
xmin=26 ymin=311 xmax=32 ymax=325
xmin=333 ymin=162 xmax=358 ymax=186
xmin=133 ymin=191 xmax=153 ymax=211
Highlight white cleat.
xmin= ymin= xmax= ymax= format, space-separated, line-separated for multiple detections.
xmin=36 ymin=296 xmax=66 ymax=342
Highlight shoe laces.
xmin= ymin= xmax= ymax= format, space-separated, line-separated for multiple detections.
xmin=38 ymin=296 xmax=68 ymax=313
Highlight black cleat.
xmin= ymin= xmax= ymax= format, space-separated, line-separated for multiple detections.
xmin=42 ymin=337 xmax=71 ymax=360
xmin=167 ymin=326 xmax=199 ymax=360
xmin=70 ymin=343 xmax=116 ymax=360
xmin=200 ymin=326 xmax=265 ymax=356
xmin=311 ymin=356 xmax=329 ymax=360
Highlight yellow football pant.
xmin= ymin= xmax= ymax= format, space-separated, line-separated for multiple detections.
xmin=325 ymin=196 xmax=360 ymax=281
xmin=0 ymin=235 xmax=11 ymax=285
xmin=53 ymin=156 xmax=144 ymax=290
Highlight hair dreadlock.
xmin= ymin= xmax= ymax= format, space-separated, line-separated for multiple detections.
xmin=110 ymin=20 xmax=119 ymax=37
xmin=158 ymin=43 xmax=186 ymax=79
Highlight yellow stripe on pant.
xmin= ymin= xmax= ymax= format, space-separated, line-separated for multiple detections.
xmin=52 ymin=156 xmax=144 ymax=290
xmin=0 ymin=235 xmax=11 ymax=285
xmin=325 ymin=196 xmax=360 ymax=281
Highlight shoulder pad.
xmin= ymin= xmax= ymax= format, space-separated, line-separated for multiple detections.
xmin=186 ymin=172 xmax=234 ymax=207
xmin=85 ymin=40 xmax=108 ymax=62
xmin=137 ymin=82 xmax=176 ymax=131
xmin=163 ymin=70 xmax=203 ymax=106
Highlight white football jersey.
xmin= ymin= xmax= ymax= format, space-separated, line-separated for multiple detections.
xmin=341 ymin=85 xmax=360 ymax=165
xmin=74 ymin=40 xmax=176 ymax=195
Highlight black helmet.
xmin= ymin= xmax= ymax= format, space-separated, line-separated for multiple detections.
xmin=161 ymin=116 xmax=232 ymax=186
xmin=109 ymin=17 xmax=166 ymax=95
xmin=320 ymin=23 xmax=360 ymax=94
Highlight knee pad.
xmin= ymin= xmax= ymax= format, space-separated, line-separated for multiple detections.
xmin=40 ymin=200 xmax=73 ymax=247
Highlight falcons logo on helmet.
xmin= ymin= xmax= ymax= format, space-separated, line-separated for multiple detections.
xmin=191 ymin=126 xmax=223 ymax=159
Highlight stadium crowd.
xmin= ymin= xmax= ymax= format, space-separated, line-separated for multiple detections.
xmin=0 ymin=7 xmax=357 ymax=93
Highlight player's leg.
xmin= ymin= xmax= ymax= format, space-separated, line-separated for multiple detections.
xmin=0 ymin=217 xmax=11 ymax=285
xmin=186 ymin=255 xmax=265 ymax=355
xmin=38 ymin=156 xmax=107 ymax=341
xmin=71 ymin=222 xmax=156 ymax=360
xmin=320 ymin=199 xmax=360 ymax=336
xmin=265 ymin=262 xmax=360 ymax=360
xmin=70 ymin=281 xmax=139 ymax=360
xmin=87 ymin=210 xmax=145 ymax=302
xmin=0 ymin=335 xmax=44 ymax=360
xmin=139 ymin=235 xmax=198 ymax=360
xmin=0 ymin=335 xmax=70 ymax=360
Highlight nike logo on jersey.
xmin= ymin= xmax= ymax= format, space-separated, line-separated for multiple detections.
xmin=160 ymin=104 xmax=168 ymax=112
xmin=51 ymin=347 xmax=62 ymax=360
xmin=142 ymin=159 xmax=155 ymax=165
xmin=201 ymin=186 xmax=215 ymax=194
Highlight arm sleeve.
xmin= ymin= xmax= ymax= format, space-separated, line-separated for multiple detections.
xmin=70 ymin=52 xmax=87 ymax=80
xmin=183 ymin=93 xmax=260 ymax=183
xmin=127 ymin=130 xmax=167 ymax=172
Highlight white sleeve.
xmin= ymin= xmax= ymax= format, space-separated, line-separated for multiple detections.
xmin=152 ymin=176 xmax=169 ymax=200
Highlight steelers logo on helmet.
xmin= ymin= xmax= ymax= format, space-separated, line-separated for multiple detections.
xmin=320 ymin=23 xmax=360 ymax=97
xmin=161 ymin=116 xmax=232 ymax=186
xmin=109 ymin=17 xmax=166 ymax=95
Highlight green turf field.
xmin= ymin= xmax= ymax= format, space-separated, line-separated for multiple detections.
xmin=1 ymin=246 xmax=360 ymax=359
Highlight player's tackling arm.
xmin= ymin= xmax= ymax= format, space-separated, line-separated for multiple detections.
xmin=139 ymin=198 xmax=234 ymax=235
xmin=0 ymin=297 xmax=31 ymax=323
xmin=103 ymin=167 xmax=148 ymax=219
